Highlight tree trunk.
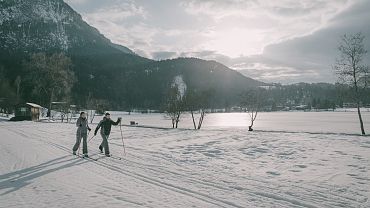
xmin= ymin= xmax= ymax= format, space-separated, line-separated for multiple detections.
xmin=249 ymin=112 xmax=255 ymax=131
xmin=175 ymin=113 xmax=180 ymax=128
xmin=197 ymin=111 xmax=205 ymax=129
xmin=249 ymin=122 xmax=254 ymax=131
xmin=354 ymin=74 xmax=366 ymax=135
xmin=90 ymin=110 xmax=96 ymax=124
xmin=48 ymin=89 xmax=54 ymax=120
xmin=191 ymin=110 xmax=197 ymax=130
xmin=356 ymin=102 xmax=366 ymax=135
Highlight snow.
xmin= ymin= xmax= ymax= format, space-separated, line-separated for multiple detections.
xmin=1 ymin=112 xmax=370 ymax=207
xmin=116 ymin=111 xmax=370 ymax=135
xmin=172 ymin=75 xmax=187 ymax=98
xmin=0 ymin=115 xmax=11 ymax=121
xmin=25 ymin=103 xmax=43 ymax=108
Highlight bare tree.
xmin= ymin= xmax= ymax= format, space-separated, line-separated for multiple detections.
xmin=14 ymin=76 xmax=22 ymax=103
xmin=85 ymin=97 xmax=108 ymax=124
xmin=86 ymin=92 xmax=96 ymax=124
xmin=334 ymin=33 xmax=369 ymax=135
xmin=164 ymin=85 xmax=185 ymax=128
xmin=241 ymin=89 xmax=266 ymax=131
xmin=24 ymin=53 xmax=76 ymax=119
xmin=0 ymin=66 xmax=17 ymax=114
xmin=185 ymin=90 xmax=212 ymax=130
xmin=60 ymin=103 xmax=69 ymax=123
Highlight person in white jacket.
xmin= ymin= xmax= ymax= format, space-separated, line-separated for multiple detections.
xmin=72 ymin=112 xmax=91 ymax=157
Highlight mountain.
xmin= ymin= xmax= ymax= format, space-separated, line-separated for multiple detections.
xmin=0 ymin=0 xmax=136 ymax=55
xmin=0 ymin=0 xmax=262 ymax=110
xmin=111 ymin=43 xmax=135 ymax=55
xmin=107 ymin=57 xmax=264 ymax=108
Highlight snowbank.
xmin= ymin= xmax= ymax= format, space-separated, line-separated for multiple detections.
xmin=0 ymin=121 xmax=369 ymax=207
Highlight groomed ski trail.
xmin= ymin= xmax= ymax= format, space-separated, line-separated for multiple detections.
xmin=1 ymin=121 xmax=369 ymax=207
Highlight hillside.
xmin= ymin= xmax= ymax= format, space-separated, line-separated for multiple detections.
xmin=0 ymin=0 xmax=262 ymax=110
xmin=0 ymin=0 xmax=134 ymax=55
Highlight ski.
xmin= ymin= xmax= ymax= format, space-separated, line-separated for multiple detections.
xmin=83 ymin=156 xmax=99 ymax=161
xmin=75 ymin=154 xmax=99 ymax=161
xmin=97 ymin=152 xmax=123 ymax=160
xmin=108 ymin=154 xmax=123 ymax=160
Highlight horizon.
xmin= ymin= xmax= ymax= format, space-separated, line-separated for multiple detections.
xmin=64 ymin=0 xmax=370 ymax=84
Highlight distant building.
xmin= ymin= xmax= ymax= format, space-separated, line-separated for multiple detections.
xmin=11 ymin=103 xmax=43 ymax=121
xmin=343 ymin=102 xmax=359 ymax=108
xmin=293 ymin=105 xmax=309 ymax=111
xmin=259 ymin=85 xmax=277 ymax=90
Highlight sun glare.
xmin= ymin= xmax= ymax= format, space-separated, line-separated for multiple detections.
xmin=205 ymin=28 xmax=266 ymax=57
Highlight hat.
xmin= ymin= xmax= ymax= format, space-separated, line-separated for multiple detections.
xmin=105 ymin=112 xmax=110 ymax=116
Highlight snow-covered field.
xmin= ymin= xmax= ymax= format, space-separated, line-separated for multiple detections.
xmin=118 ymin=111 xmax=370 ymax=134
xmin=1 ymin=112 xmax=370 ymax=207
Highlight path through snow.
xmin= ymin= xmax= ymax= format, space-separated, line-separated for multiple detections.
xmin=1 ymin=121 xmax=370 ymax=207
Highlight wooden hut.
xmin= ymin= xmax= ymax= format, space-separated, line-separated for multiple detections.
xmin=12 ymin=103 xmax=42 ymax=121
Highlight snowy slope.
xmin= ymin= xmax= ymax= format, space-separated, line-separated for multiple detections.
xmin=0 ymin=0 xmax=134 ymax=54
xmin=0 ymin=121 xmax=369 ymax=207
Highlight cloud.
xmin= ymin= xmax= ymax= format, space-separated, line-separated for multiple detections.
xmin=83 ymin=1 xmax=147 ymax=22
xmin=234 ymin=62 xmax=323 ymax=83
xmin=64 ymin=0 xmax=88 ymax=5
xmin=76 ymin=1 xmax=156 ymax=55
xmin=184 ymin=0 xmax=370 ymax=83
xmin=66 ymin=0 xmax=351 ymax=58
xmin=151 ymin=51 xmax=178 ymax=60
xmin=178 ymin=0 xmax=351 ymax=57
xmin=256 ymin=0 xmax=370 ymax=83
xmin=64 ymin=0 xmax=369 ymax=83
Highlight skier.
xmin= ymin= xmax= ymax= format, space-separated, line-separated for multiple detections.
xmin=72 ymin=112 xmax=91 ymax=157
xmin=94 ymin=112 xmax=121 ymax=157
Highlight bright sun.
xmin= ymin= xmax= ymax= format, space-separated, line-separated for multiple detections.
xmin=204 ymin=28 xmax=267 ymax=57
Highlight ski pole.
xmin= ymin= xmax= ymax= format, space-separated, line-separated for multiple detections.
xmin=119 ymin=120 xmax=126 ymax=156
xmin=88 ymin=135 xmax=95 ymax=143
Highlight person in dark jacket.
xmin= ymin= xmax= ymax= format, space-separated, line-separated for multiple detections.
xmin=94 ymin=112 xmax=121 ymax=156
xmin=73 ymin=112 xmax=91 ymax=157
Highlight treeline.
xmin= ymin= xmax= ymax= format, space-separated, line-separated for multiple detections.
xmin=0 ymin=53 xmax=369 ymax=115
xmin=265 ymin=83 xmax=370 ymax=111
xmin=0 ymin=52 xmax=260 ymax=112
xmin=0 ymin=53 xmax=76 ymax=114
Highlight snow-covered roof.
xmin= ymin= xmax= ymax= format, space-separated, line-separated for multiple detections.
xmin=26 ymin=102 xmax=43 ymax=108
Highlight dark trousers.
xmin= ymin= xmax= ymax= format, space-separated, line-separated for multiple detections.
xmin=73 ymin=133 xmax=88 ymax=154
xmin=99 ymin=133 xmax=110 ymax=155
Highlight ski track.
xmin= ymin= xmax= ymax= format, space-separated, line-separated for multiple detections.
xmin=0 ymin=122 xmax=370 ymax=207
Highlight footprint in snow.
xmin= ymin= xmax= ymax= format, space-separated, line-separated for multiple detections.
xmin=333 ymin=150 xmax=347 ymax=155
xmin=230 ymin=186 xmax=244 ymax=191
xmin=266 ymin=171 xmax=281 ymax=176
xmin=294 ymin=164 xmax=307 ymax=168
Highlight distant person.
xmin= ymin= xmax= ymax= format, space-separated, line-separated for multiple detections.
xmin=94 ymin=112 xmax=121 ymax=157
xmin=72 ymin=112 xmax=91 ymax=157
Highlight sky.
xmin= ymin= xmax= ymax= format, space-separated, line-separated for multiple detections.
xmin=64 ymin=0 xmax=370 ymax=83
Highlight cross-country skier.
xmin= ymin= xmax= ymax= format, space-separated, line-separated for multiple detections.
xmin=72 ymin=112 xmax=91 ymax=157
xmin=94 ymin=112 xmax=121 ymax=157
